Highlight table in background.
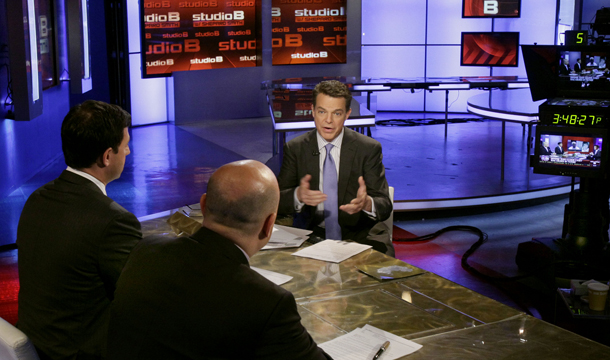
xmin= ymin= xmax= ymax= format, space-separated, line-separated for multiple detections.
xmin=139 ymin=209 xmax=610 ymax=359
xmin=467 ymin=89 xmax=545 ymax=180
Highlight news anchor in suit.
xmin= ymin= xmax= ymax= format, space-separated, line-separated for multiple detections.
xmin=277 ymin=80 xmax=393 ymax=256
xmin=555 ymin=142 xmax=564 ymax=155
xmin=108 ymin=161 xmax=330 ymax=360
xmin=17 ymin=101 xmax=142 ymax=360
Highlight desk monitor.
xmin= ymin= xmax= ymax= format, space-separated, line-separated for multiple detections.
xmin=533 ymin=125 xmax=607 ymax=178
xmin=461 ymin=32 xmax=519 ymax=67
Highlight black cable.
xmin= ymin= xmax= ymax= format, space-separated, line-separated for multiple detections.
xmin=394 ymin=225 xmax=610 ymax=282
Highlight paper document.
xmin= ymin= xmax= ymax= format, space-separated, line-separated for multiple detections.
xmin=250 ymin=267 xmax=293 ymax=286
xmin=319 ymin=324 xmax=422 ymax=360
xmin=261 ymin=225 xmax=310 ymax=250
xmin=292 ymin=240 xmax=371 ymax=263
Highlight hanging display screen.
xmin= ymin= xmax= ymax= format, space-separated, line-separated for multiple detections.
xmin=462 ymin=0 xmax=521 ymax=18
xmin=140 ymin=0 xmax=261 ymax=78
xmin=271 ymin=0 xmax=347 ymax=65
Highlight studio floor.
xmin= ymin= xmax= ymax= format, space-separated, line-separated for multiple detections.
xmin=1 ymin=112 xmax=607 ymax=344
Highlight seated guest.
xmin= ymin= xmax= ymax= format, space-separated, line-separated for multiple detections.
xmin=540 ymin=141 xmax=552 ymax=155
xmin=555 ymin=142 xmax=564 ymax=155
xmin=587 ymin=145 xmax=602 ymax=160
xmin=277 ymin=80 xmax=394 ymax=256
xmin=108 ymin=160 xmax=331 ymax=360
xmin=17 ymin=100 xmax=142 ymax=360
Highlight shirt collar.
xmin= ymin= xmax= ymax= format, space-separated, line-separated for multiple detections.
xmin=66 ymin=166 xmax=107 ymax=196
xmin=316 ymin=128 xmax=344 ymax=151
xmin=235 ymin=244 xmax=250 ymax=263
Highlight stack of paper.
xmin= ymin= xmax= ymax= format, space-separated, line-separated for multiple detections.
xmin=261 ymin=225 xmax=311 ymax=250
xmin=292 ymin=240 xmax=372 ymax=263
xmin=319 ymin=324 xmax=422 ymax=360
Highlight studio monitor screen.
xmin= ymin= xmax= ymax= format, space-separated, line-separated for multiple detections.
xmin=462 ymin=0 xmax=521 ymax=18
xmin=140 ymin=0 xmax=261 ymax=78
xmin=271 ymin=0 xmax=347 ymax=65
xmin=534 ymin=125 xmax=607 ymax=178
xmin=461 ymin=32 xmax=519 ymax=67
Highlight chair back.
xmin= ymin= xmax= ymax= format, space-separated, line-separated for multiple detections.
xmin=0 ymin=317 xmax=40 ymax=360
xmin=383 ymin=186 xmax=395 ymax=241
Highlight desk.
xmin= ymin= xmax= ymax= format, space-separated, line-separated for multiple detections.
xmin=266 ymin=88 xmax=375 ymax=155
xmin=140 ymin=209 xmax=610 ymax=359
xmin=467 ymin=89 xmax=544 ymax=180
xmin=262 ymin=76 xmax=531 ymax=139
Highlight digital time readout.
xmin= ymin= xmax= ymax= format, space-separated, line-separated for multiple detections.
xmin=550 ymin=113 xmax=604 ymax=127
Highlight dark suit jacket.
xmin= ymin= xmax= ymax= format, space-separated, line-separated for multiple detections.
xmin=554 ymin=146 xmax=564 ymax=155
xmin=107 ymin=228 xmax=331 ymax=360
xmin=574 ymin=63 xmax=582 ymax=73
xmin=17 ymin=170 xmax=142 ymax=360
xmin=277 ymin=128 xmax=393 ymax=255
xmin=540 ymin=146 xmax=552 ymax=155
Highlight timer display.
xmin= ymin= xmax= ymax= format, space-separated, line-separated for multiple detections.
xmin=539 ymin=103 xmax=609 ymax=129
xmin=550 ymin=113 xmax=604 ymax=127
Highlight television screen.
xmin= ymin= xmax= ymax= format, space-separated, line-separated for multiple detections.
xmin=534 ymin=125 xmax=607 ymax=178
xmin=271 ymin=0 xmax=347 ymax=65
xmin=462 ymin=0 xmax=521 ymax=18
xmin=522 ymin=45 xmax=610 ymax=101
xmin=140 ymin=0 xmax=261 ymax=78
xmin=461 ymin=32 xmax=519 ymax=67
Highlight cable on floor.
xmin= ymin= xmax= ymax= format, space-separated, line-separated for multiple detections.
xmin=393 ymin=225 xmax=610 ymax=282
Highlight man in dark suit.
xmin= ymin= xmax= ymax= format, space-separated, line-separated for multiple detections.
xmin=107 ymin=160 xmax=331 ymax=360
xmin=574 ymin=58 xmax=582 ymax=73
xmin=559 ymin=58 xmax=571 ymax=75
xmin=277 ymin=80 xmax=393 ymax=256
xmin=554 ymin=142 xmax=564 ymax=155
xmin=17 ymin=101 xmax=142 ymax=360
xmin=588 ymin=145 xmax=602 ymax=160
xmin=540 ymin=141 xmax=552 ymax=155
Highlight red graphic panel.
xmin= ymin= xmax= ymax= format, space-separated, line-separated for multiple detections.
xmin=271 ymin=0 xmax=347 ymax=65
xmin=461 ymin=32 xmax=519 ymax=67
xmin=462 ymin=0 xmax=520 ymax=18
xmin=141 ymin=0 xmax=261 ymax=77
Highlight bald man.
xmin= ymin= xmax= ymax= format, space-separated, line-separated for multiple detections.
xmin=107 ymin=160 xmax=331 ymax=360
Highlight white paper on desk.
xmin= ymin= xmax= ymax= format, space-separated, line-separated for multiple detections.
xmin=319 ymin=324 xmax=422 ymax=360
xmin=250 ymin=267 xmax=293 ymax=286
xmin=261 ymin=226 xmax=310 ymax=250
xmin=291 ymin=240 xmax=371 ymax=263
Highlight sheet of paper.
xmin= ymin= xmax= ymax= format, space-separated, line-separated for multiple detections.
xmin=292 ymin=240 xmax=371 ymax=263
xmin=250 ymin=267 xmax=293 ymax=286
xmin=319 ymin=325 xmax=422 ymax=360
xmin=274 ymin=224 xmax=312 ymax=238
xmin=261 ymin=226 xmax=309 ymax=250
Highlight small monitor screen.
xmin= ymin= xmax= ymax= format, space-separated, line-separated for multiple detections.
xmin=462 ymin=0 xmax=521 ymax=18
xmin=461 ymin=32 xmax=519 ymax=67
xmin=534 ymin=126 xmax=606 ymax=178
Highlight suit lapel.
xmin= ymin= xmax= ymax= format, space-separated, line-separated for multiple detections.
xmin=338 ymin=129 xmax=356 ymax=204
xmin=305 ymin=131 xmax=321 ymax=191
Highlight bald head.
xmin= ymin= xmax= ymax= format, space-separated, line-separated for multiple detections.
xmin=203 ymin=160 xmax=279 ymax=237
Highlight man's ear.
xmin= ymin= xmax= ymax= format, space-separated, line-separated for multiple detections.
xmin=259 ymin=213 xmax=277 ymax=241
xmin=345 ymin=108 xmax=352 ymax=119
xmin=97 ymin=147 xmax=113 ymax=168
xmin=200 ymin=193 xmax=207 ymax=216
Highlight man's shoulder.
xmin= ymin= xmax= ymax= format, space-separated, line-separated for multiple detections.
xmin=344 ymin=128 xmax=382 ymax=148
xmin=286 ymin=130 xmax=316 ymax=147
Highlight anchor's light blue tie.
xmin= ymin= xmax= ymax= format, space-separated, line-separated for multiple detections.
xmin=323 ymin=143 xmax=341 ymax=240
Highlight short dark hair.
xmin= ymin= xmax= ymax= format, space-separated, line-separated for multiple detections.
xmin=61 ymin=100 xmax=131 ymax=169
xmin=312 ymin=80 xmax=352 ymax=111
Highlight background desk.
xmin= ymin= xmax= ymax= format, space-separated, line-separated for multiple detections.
xmin=139 ymin=209 xmax=610 ymax=359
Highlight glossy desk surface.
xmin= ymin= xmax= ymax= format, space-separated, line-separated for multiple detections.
xmin=140 ymin=209 xmax=610 ymax=359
